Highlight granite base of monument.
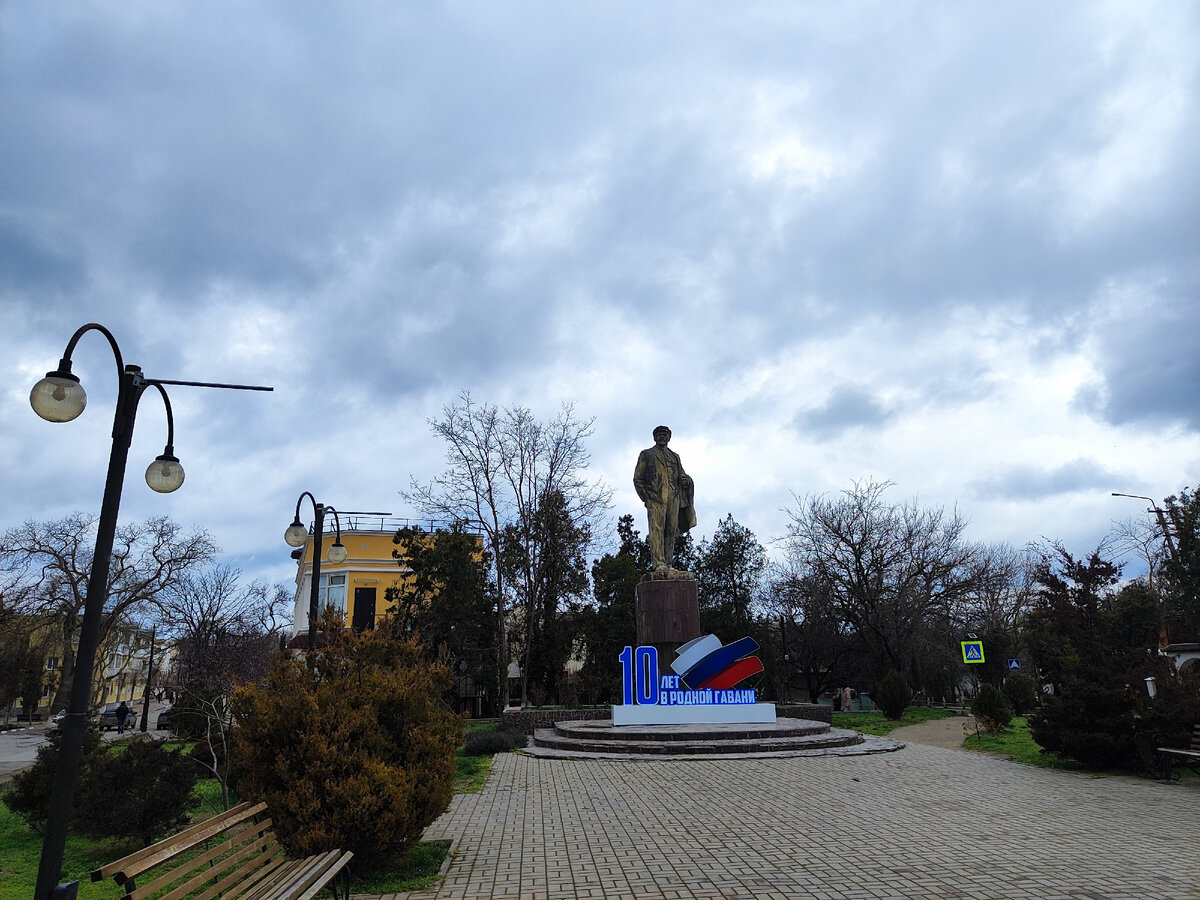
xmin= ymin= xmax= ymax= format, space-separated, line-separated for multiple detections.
xmin=635 ymin=578 xmax=700 ymax=666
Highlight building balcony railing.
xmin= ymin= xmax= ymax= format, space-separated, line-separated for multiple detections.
xmin=298 ymin=515 xmax=484 ymax=537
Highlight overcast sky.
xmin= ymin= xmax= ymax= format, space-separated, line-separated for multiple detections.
xmin=2 ymin=2 xmax=1196 ymax=596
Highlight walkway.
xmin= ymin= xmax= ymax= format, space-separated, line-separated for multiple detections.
xmin=887 ymin=716 xmax=977 ymax=752
xmin=376 ymin=743 xmax=1199 ymax=900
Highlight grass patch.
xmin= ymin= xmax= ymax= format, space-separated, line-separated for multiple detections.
xmin=2 ymin=731 xmax=480 ymax=900
xmin=455 ymin=750 xmax=494 ymax=793
xmin=352 ymin=839 xmax=451 ymax=894
xmin=961 ymin=716 xmax=1118 ymax=774
xmin=833 ymin=706 xmax=955 ymax=735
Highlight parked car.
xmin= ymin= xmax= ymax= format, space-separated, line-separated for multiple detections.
xmin=98 ymin=702 xmax=138 ymax=732
xmin=156 ymin=705 xmax=173 ymax=731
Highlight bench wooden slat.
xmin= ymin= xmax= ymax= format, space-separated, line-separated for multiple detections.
xmin=1156 ymin=724 xmax=1200 ymax=780
xmin=277 ymin=853 xmax=343 ymax=900
xmin=249 ymin=851 xmax=351 ymax=900
xmin=241 ymin=854 xmax=336 ymax=900
xmin=91 ymin=801 xmax=268 ymax=883
xmin=128 ymin=830 xmax=278 ymax=900
xmin=242 ymin=854 xmax=331 ymax=900
xmin=94 ymin=801 xmax=349 ymax=900
xmin=186 ymin=851 xmax=289 ymax=900
xmin=292 ymin=852 xmax=353 ymax=900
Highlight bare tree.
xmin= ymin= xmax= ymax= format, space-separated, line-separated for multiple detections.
xmin=1107 ymin=515 xmax=1168 ymax=593
xmin=762 ymin=562 xmax=852 ymax=702
xmin=0 ymin=514 xmax=216 ymax=711
xmin=158 ymin=565 xmax=289 ymax=809
xmin=161 ymin=565 xmax=290 ymax=691
xmin=782 ymin=479 xmax=982 ymax=686
xmin=405 ymin=392 xmax=611 ymax=706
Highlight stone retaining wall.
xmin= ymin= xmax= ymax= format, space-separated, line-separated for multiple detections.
xmin=502 ymin=708 xmax=610 ymax=734
xmin=776 ymin=703 xmax=832 ymax=724
xmin=502 ymin=702 xmax=830 ymax=733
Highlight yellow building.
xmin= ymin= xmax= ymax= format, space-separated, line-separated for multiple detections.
xmin=5 ymin=617 xmax=155 ymax=718
xmin=289 ymin=515 xmax=482 ymax=637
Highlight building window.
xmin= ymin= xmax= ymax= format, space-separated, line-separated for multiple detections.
xmin=319 ymin=573 xmax=347 ymax=613
xmin=46 ymin=657 xmax=59 ymax=671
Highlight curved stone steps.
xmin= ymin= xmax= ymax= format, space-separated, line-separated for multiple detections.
xmin=552 ymin=718 xmax=831 ymax=742
xmin=523 ymin=717 xmax=904 ymax=760
xmin=531 ymin=726 xmax=864 ymax=756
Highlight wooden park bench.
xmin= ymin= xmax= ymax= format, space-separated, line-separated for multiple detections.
xmin=92 ymin=801 xmax=352 ymax=900
xmin=1157 ymin=725 xmax=1200 ymax=781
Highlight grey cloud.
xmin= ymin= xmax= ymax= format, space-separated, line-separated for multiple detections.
xmin=795 ymin=385 xmax=895 ymax=438
xmin=0 ymin=217 xmax=85 ymax=293
xmin=970 ymin=458 xmax=1129 ymax=501
xmin=0 ymin=3 xmax=1196 ymax=591
xmin=1075 ymin=285 xmax=1200 ymax=430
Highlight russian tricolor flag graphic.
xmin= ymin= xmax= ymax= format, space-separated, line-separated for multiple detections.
xmin=672 ymin=634 xmax=764 ymax=690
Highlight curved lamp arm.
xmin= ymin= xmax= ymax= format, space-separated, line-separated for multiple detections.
xmin=143 ymin=382 xmax=184 ymax=493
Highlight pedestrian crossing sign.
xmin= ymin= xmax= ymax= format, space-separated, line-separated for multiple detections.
xmin=961 ymin=640 xmax=985 ymax=664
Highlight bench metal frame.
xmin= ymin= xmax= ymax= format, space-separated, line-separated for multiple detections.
xmin=1155 ymin=724 xmax=1200 ymax=782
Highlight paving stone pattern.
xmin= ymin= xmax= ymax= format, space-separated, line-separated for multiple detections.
xmin=368 ymin=743 xmax=1199 ymax=900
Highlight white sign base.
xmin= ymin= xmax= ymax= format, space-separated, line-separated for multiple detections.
xmin=612 ymin=702 xmax=777 ymax=726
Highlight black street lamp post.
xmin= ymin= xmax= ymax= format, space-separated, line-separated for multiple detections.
xmin=29 ymin=323 xmax=271 ymax=900
xmin=139 ymin=626 xmax=156 ymax=734
xmin=285 ymin=493 xmax=347 ymax=650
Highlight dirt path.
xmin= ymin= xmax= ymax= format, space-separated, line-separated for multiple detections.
xmin=887 ymin=715 xmax=975 ymax=751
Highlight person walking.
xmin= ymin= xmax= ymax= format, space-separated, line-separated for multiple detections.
xmin=841 ymin=686 xmax=853 ymax=714
xmin=115 ymin=701 xmax=130 ymax=735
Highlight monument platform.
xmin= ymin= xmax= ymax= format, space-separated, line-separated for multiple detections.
xmin=524 ymin=717 xmax=903 ymax=759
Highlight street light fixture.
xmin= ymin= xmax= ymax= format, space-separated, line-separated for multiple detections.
xmin=1111 ymin=492 xmax=1179 ymax=562
xmin=285 ymin=493 xmax=349 ymax=650
xmin=30 ymin=323 xmax=271 ymax=900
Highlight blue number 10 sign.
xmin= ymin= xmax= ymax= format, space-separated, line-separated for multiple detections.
xmin=619 ymin=645 xmax=660 ymax=706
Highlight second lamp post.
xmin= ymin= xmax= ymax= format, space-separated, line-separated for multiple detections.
xmin=285 ymin=493 xmax=347 ymax=649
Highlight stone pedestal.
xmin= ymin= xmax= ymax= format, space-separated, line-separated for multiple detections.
xmin=635 ymin=578 xmax=700 ymax=669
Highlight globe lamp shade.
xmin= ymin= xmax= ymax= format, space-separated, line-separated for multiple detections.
xmin=30 ymin=373 xmax=87 ymax=423
xmin=284 ymin=520 xmax=309 ymax=547
xmin=145 ymin=454 xmax=185 ymax=493
xmin=327 ymin=542 xmax=348 ymax=564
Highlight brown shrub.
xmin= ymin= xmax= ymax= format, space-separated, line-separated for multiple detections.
xmin=231 ymin=624 xmax=463 ymax=870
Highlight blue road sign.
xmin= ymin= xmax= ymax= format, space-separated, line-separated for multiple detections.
xmin=961 ymin=640 xmax=985 ymax=663
xmin=1008 ymin=658 xmax=1021 ymax=671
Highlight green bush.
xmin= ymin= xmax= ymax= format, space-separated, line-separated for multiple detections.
xmin=74 ymin=739 xmax=198 ymax=844
xmin=875 ymin=671 xmax=912 ymax=720
xmin=2 ymin=729 xmax=195 ymax=845
xmin=231 ymin=624 xmax=464 ymax=872
xmin=971 ymin=683 xmax=1014 ymax=733
xmin=1030 ymin=680 xmax=1136 ymax=769
xmin=462 ymin=727 xmax=526 ymax=756
xmin=1001 ymin=673 xmax=1038 ymax=715
xmin=2 ymin=725 xmax=103 ymax=830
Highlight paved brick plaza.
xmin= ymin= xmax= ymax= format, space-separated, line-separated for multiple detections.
xmin=378 ymin=743 xmax=1199 ymax=900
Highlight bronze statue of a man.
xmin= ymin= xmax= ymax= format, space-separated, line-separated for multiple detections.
xmin=633 ymin=426 xmax=696 ymax=572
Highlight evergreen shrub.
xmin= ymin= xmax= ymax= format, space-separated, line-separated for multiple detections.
xmin=231 ymin=624 xmax=464 ymax=872
xmin=2 ymin=724 xmax=103 ymax=829
xmin=875 ymin=670 xmax=912 ymax=720
xmin=971 ymin=683 xmax=1014 ymax=733
xmin=1001 ymin=673 xmax=1038 ymax=715
xmin=74 ymin=738 xmax=198 ymax=844
xmin=1030 ymin=681 xmax=1136 ymax=769
xmin=462 ymin=726 xmax=526 ymax=756
xmin=3 ymin=729 xmax=196 ymax=845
